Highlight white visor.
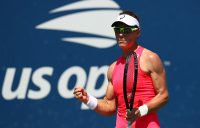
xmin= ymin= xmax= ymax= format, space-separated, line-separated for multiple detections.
xmin=111 ymin=14 xmax=140 ymax=28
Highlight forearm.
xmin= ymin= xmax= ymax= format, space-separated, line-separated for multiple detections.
xmin=94 ymin=97 xmax=116 ymax=116
xmin=146 ymin=91 xmax=169 ymax=113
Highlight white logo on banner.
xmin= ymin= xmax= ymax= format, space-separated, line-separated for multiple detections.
xmin=36 ymin=0 xmax=122 ymax=48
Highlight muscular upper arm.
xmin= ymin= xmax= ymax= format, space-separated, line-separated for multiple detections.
xmin=146 ymin=51 xmax=168 ymax=96
xmin=105 ymin=61 xmax=116 ymax=101
xmin=140 ymin=50 xmax=169 ymax=112
xmin=95 ymin=61 xmax=117 ymax=115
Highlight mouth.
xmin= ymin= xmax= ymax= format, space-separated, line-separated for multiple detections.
xmin=118 ymin=40 xmax=127 ymax=43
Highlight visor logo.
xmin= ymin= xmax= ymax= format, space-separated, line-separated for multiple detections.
xmin=119 ymin=14 xmax=125 ymax=20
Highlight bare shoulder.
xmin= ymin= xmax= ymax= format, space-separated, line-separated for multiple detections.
xmin=141 ymin=48 xmax=164 ymax=73
xmin=142 ymin=48 xmax=160 ymax=61
xmin=107 ymin=61 xmax=117 ymax=81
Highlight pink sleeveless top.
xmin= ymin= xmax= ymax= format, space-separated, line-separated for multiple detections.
xmin=112 ymin=46 xmax=160 ymax=128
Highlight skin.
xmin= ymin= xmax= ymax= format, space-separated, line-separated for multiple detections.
xmin=73 ymin=22 xmax=169 ymax=123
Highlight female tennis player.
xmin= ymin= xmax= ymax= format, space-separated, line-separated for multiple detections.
xmin=73 ymin=11 xmax=169 ymax=128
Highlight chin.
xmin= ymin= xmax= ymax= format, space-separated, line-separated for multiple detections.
xmin=118 ymin=43 xmax=129 ymax=50
xmin=118 ymin=41 xmax=128 ymax=46
xmin=118 ymin=42 xmax=134 ymax=50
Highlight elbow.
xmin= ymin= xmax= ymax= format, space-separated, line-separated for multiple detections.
xmin=163 ymin=91 xmax=169 ymax=105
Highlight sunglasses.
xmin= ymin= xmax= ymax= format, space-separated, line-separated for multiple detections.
xmin=114 ymin=27 xmax=138 ymax=34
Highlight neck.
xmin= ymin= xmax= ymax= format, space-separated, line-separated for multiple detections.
xmin=122 ymin=43 xmax=139 ymax=58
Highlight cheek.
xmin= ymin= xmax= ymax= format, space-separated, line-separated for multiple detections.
xmin=127 ymin=34 xmax=137 ymax=41
xmin=125 ymin=36 xmax=133 ymax=42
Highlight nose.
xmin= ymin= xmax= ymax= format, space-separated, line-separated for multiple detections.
xmin=119 ymin=33 xmax=123 ymax=37
xmin=117 ymin=33 xmax=124 ymax=39
xmin=116 ymin=32 xmax=125 ymax=40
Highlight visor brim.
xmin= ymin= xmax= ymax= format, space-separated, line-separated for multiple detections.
xmin=111 ymin=21 xmax=132 ymax=27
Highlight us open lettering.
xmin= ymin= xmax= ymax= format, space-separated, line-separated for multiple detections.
xmin=1 ymin=66 xmax=108 ymax=109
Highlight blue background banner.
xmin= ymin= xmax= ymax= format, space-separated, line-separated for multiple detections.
xmin=0 ymin=0 xmax=200 ymax=128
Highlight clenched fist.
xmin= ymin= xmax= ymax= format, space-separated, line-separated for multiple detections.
xmin=73 ymin=87 xmax=89 ymax=104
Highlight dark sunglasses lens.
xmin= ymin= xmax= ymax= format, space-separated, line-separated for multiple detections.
xmin=114 ymin=28 xmax=120 ymax=33
xmin=124 ymin=28 xmax=132 ymax=33
xmin=114 ymin=27 xmax=137 ymax=33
